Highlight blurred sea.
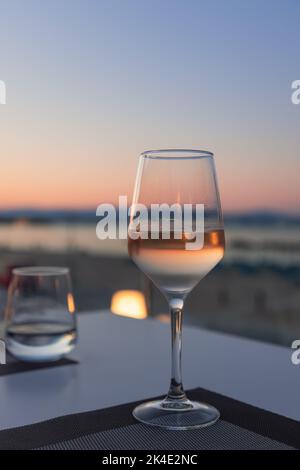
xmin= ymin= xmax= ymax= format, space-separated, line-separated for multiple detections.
xmin=0 ymin=215 xmax=299 ymax=271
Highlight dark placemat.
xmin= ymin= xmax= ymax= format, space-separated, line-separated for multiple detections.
xmin=0 ymin=353 xmax=78 ymax=376
xmin=0 ymin=388 xmax=299 ymax=450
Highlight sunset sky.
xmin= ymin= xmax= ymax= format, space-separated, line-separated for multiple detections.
xmin=0 ymin=0 xmax=299 ymax=212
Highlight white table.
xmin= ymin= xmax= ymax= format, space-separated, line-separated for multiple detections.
xmin=0 ymin=310 xmax=299 ymax=431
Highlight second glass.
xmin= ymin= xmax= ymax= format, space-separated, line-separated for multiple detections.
xmin=5 ymin=267 xmax=77 ymax=362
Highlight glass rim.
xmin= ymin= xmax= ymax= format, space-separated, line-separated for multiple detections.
xmin=140 ymin=149 xmax=214 ymax=160
xmin=12 ymin=266 xmax=70 ymax=277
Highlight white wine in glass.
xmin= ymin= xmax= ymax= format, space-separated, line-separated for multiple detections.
xmin=128 ymin=149 xmax=225 ymax=430
xmin=129 ymin=229 xmax=224 ymax=295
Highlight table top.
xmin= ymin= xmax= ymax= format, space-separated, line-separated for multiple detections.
xmin=0 ymin=310 xmax=299 ymax=431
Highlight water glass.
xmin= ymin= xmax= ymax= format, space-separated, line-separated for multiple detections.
xmin=5 ymin=267 xmax=77 ymax=362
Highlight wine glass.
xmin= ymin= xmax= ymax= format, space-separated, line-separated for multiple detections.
xmin=128 ymin=149 xmax=225 ymax=430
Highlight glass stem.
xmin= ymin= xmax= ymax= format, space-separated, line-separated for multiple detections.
xmin=166 ymin=297 xmax=187 ymax=401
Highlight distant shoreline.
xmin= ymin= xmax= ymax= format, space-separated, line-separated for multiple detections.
xmin=0 ymin=209 xmax=299 ymax=226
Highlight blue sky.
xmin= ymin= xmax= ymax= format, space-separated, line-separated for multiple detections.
xmin=0 ymin=0 xmax=299 ymax=211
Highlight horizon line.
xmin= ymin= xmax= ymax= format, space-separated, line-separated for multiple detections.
xmin=0 ymin=207 xmax=299 ymax=217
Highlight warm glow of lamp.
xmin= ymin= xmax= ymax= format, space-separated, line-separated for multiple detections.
xmin=110 ymin=290 xmax=147 ymax=319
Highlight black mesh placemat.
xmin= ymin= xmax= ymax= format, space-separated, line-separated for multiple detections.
xmin=40 ymin=421 xmax=292 ymax=450
xmin=0 ymin=354 xmax=78 ymax=376
xmin=0 ymin=387 xmax=299 ymax=450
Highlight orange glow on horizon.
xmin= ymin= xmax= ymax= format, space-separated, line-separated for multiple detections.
xmin=0 ymin=151 xmax=299 ymax=213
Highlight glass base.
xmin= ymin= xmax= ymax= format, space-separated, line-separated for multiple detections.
xmin=133 ymin=398 xmax=220 ymax=430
